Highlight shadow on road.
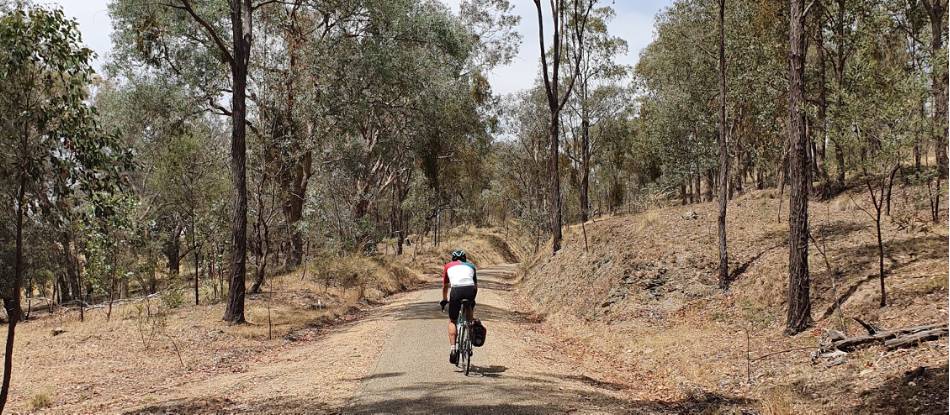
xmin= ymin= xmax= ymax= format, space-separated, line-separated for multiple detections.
xmin=375 ymin=300 xmax=535 ymax=324
xmin=347 ymin=371 xmax=405 ymax=382
xmin=341 ymin=380 xmax=755 ymax=414
xmin=472 ymin=364 xmax=507 ymax=378
xmin=127 ymin=387 xmax=755 ymax=415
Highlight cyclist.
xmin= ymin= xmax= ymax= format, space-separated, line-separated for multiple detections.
xmin=439 ymin=249 xmax=477 ymax=364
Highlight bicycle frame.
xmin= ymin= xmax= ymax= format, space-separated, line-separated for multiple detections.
xmin=456 ymin=300 xmax=474 ymax=375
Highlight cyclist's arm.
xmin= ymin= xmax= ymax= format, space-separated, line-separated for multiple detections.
xmin=441 ymin=265 xmax=449 ymax=301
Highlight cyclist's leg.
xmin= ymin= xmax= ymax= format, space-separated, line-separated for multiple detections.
xmin=448 ymin=287 xmax=462 ymax=345
xmin=447 ymin=319 xmax=456 ymax=346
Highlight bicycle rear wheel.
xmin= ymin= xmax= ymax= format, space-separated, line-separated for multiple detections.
xmin=457 ymin=325 xmax=471 ymax=376
xmin=463 ymin=334 xmax=472 ymax=376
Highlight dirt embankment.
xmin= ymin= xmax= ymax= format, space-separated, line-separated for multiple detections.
xmin=519 ymin=186 xmax=948 ymax=414
xmin=8 ymin=226 xmax=521 ymax=414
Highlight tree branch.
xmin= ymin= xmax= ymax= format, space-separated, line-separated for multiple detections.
xmin=534 ymin=0 xmax=555 ymax=106
xmin=172 ymin=0 xmax=235 ymax=67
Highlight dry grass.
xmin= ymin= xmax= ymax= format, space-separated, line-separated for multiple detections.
xmin=519 ymin=184 xmax=948 ymax=413
xmin=759 ymin=386 xmax=795 ymax=415
xmin=29 ymin=391 xmax=53 ymax=411
xmin=5 ymin=228 xmax=523 ymax=413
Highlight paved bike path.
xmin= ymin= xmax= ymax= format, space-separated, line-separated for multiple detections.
xmin=344 ymin=264 xmax=632 ymax=415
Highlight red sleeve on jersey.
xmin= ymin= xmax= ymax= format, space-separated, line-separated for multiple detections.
xmin=441 ymin=262 xmax=450 ymax=284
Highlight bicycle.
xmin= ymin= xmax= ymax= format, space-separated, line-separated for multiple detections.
xmin=455 ymin=299 xmax=474 ymax=376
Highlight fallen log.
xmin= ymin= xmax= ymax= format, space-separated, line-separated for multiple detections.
xmin=820 ymin=322 xmax=948 ymax=353
xmin=884 ymin=327 xmax=949 ymax=350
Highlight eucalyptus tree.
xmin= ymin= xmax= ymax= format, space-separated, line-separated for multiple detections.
xmin=110 ymin=0 xmax=276 ymax=323
xmin=95 ymin=76 xmax=230 ymax=302
xmin=249 ymin=0 xmax=370 ymax=269
xmin=716 ymin=0 xmax=728 ymax=288
xmin=0 ymin=3 xmax=129 ymax=409
xmin=561 ymin=5 xmax=628 ymax=222
xmin=786 ymin=0 xmax=812 ymax=335
xmin=533 ymin=0 xmax=595 ymax=253
xmin=634 ymin=1 xmax=719 ymax=201
xmin=820 ymin=0 xmax=871 ymax=187
xmin=847 ymin=2 xmax=926 ymax=307
xmin=887 ymin=0 xmax=949 ymax=177
xmin=498 ymin=86 xmax=553 ymax=251
xmin=921 ymin=0 xmax=948 ymax=177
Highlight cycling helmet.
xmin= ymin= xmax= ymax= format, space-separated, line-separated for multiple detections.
xmin=451 ymin=249 xmax=467 ymax=262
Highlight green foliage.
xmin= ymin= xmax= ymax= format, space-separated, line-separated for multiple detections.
xmin=0 ymin=2 xmax=131 ymax=302
xmin=160 ymin=283 xmax=185 ymax=309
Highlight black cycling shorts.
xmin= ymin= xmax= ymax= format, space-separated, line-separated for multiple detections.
xmin=448 ymin=285 xmax=477 ymax=322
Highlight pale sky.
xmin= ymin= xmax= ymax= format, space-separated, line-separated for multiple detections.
xmin=44 ymin=0 xmax=672 ymax=96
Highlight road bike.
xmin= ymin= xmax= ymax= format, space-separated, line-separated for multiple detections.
xmin=455 ymin=299 xmax=474 ymax=375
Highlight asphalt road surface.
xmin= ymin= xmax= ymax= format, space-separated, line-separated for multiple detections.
xmin=344 ymin=264 xmax=633 ymax=415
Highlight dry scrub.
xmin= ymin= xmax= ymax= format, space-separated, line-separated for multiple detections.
xmin=519 ymin=185 xmax=948 ymax=414
xmin=5 ymin=227 xmax=520 ymax=413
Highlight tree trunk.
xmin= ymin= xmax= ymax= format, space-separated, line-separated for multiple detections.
xmin=107 ymin=242 xmax=117 ymax=321
xmin=916 ymin=99 xmax=925 ymax=172
xmin=885 ymin=164 xmax=899 ymax=216
xmin=250 ymin=199 xmax=270 ymax=294
xmin=282 ymin=21 xmax=310 ymax=269
xmin=926 ymin=0 xmax=948 ymax=177
xmin=687 ymin=178 xmax=694 ymax=204
xmin=192 ymin=213 xmax=200 ymax=306
xmin=875 ymin=203 xmax=886 ymax=307
xmin=163 ymin=226 xmax=182 ymax=277
xmin=816 ymin=10 xmax=829 ymax=181
xmin=395 ymin=178 xmax=409 ymax=256
xmin=717 ymin=0 xmax=730 ymax=289
xmin=579 ymin=117 xmax=591 ymax=223
xmin=548 ymin=119 xmax=563 ymax=252
xmin=0 ymin=174 xmax=26 ymax=413
xmin=533 ymin=0 xmax=589 ymax=254
xmin=284 ymin=152 xmax=310 ymax=269
xmin=223 ymin=0 xmax=252 ymax=324
xmin=786 ymin=0 xmax=813 ymax=335
xmin=59 ymin=232 xmax=77 ymax=302
xmin=832 ymin=0 xmax=847 ymax=187
xmin=695 ymin=174 xmax=702 ymax=203
xmin=833 ymin=140 xmax=846 ymax=185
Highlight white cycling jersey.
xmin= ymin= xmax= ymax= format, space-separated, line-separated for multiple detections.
xmin=442 ymin=260 xmax=476 ymax=287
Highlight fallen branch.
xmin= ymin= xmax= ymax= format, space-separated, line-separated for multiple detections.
xmin=853 ymin=317 xmax=880 ymax=335
xmin=820 ymin=322 xmax=947 ymax=353
xmin=884 ymin=327 xmax=949 ymax=349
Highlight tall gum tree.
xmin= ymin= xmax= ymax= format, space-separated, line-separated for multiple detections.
xmin=562 ymin=5 xmax=628 ymax=223
xmin=786 ymin=0 xmax=813 ymax=335
xmin=110 ymin=0 xmax=272 ymax=323
xmin=922 ymin=0 xmax=948 ymax=177
xmin=533 ymin=0 xmax=595 ymax=254
xmin=716 ymin=0 xmax=730 ymax=289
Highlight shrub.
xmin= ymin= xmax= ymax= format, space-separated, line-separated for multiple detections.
xmin=30 ymin=392 xmax=53 ymax=410
xmin=161 ymin=284 xmax=185 ymax=309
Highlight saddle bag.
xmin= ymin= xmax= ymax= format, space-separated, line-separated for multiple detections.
xmin=471 ymin=319 xmax=487 ymax=347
